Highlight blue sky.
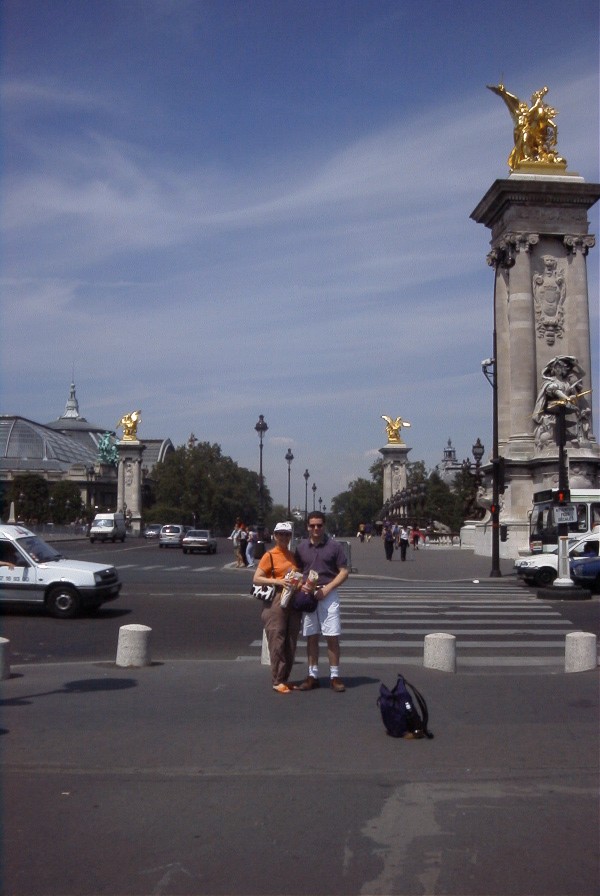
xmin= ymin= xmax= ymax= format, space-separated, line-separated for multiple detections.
xmin=1 ymin=0 xmax=598 ymax=510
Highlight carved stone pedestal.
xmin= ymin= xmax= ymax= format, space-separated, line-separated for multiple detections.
xmin=379 ymin=443 xmax=411 ymax=506
xmin=469 ymin=174 xmax=600 ymax=555
xmin=116 ymin=441 xmax=146 ymax=536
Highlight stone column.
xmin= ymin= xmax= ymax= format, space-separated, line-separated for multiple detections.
xmin=503 ymin=231 xmax=538 ymax=455
xmin=116 ymin=441 xmax=146 ymax=535
xmin=379 ymin=443 xmax=411 ymax=506
xmin=564 ymin=234 xmax=596 ymax=435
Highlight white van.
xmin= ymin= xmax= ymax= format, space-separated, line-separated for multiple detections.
xmin=89 ymin=512 xmax=127 ymax=543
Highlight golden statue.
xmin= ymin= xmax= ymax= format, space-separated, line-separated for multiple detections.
xmin=382 ymin=415 xmax=411 ymax=444
xmin=487 ymin=83 xmax=566 ymax=171
xmin=116 ymin=410 xmax=142 ymax=441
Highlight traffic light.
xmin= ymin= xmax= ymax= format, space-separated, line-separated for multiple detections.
xmin=554 ymin=488 xmax=570 ymax=505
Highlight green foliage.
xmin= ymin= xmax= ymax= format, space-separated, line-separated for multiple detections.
xmin=8 ymin=474 xmax=50 ymax=523
xmin=330 ymin=477 xmax=381 ymax=536
xmin=50 ymin=481 xmax=83 ymax=524
xmin=152 ymin=441 xmax=272 ymax=534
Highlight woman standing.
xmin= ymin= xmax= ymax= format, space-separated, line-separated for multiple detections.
xmin=252 ymin=521 xmax=302 ymax=693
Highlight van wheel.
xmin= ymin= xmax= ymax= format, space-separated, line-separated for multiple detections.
xmin=90 ymin=538 xmax=95 ymax=544
xmin=46 ymin=585 xmax=80 ymax=619
xmin=536 ymin=568 xmax=556 ymax=587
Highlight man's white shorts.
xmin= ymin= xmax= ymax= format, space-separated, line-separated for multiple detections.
xmin=302 ymin=588 xmax=341 ymax=637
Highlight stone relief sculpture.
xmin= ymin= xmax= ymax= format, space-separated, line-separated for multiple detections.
xmin=532 ymin=356 xmax=590 ymax=450
xmin=381 ymin=415 xmax=411 ymax=444
xmin=532 ymin=255 xmax=566 ymax=345
xmin=116 ymin=410 xmax=142 ymax=441
xmin=487 ymin=83 xmax=566 ymax=171
xmin=97 ymin=432 xmax=118 ymax=466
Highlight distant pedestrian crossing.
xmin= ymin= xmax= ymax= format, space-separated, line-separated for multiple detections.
xmin=246 ymin=578 xmax=579 ymax=671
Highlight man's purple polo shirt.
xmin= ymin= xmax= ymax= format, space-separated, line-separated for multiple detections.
xmin=294 ymin=535 xmax=348 ymax=585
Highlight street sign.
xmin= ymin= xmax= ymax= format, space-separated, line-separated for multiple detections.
xmin=553 ymin=505 xmax=577 ymax=525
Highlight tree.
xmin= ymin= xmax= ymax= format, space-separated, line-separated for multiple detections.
xmin=8 ymin=474 xmax=50 ymax=523
xmin=330 ymin=477 xmax=381 ymax=536
xmin=50 ymin=481 xmax=83 ymax=524
xmin=152 ymin=441 xmax=272 ymax=533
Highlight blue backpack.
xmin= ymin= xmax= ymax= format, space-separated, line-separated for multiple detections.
xmin=377 ymin=674 xmax=434 ymax=739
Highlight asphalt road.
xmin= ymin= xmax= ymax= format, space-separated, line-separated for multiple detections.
xmin=1 ymin=537 xmax=597 ymax=666
xmin=1 ymin=536 xmax=598 ymax=896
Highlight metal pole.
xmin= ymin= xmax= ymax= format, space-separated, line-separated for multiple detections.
xmin=285 ymin=449 xmax=294 ymax=518
xmin=303 ymin=469 xmax=310 ymax=524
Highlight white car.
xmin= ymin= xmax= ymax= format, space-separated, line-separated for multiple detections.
xmin=182 ymin=529 xmax=218 ymax=554
xmin=0 ymin=524 xmax=121 ymax=618
xmin=514 ymin=532 xmax=600 ymax=587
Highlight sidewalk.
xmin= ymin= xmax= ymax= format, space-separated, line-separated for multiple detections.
xmin=2 ymin=657 xmax=598 ymax=895
xmin=340 ymin=535 xmax=517 ymax=581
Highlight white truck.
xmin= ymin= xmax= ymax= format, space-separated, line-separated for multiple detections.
xmin=89 ymin=512 xmax=127 ymax=543
xmin=0 ymin=524 xmax=121 ymax=617
xmin=514 ymin=530 xmax=600 ymax=587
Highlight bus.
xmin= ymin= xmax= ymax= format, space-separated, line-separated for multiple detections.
xmin=529 ymin=488 xmax=600 ymax=553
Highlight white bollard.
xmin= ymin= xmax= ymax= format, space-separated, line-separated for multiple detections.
xmin=116 ymin=624 xmax=152 ymax=667
xmin=564 ymin=631 xmax=597 ymax=673
xmin=0 ymin=637 xmax=11 ymax=680
xmin=261 ymin=631 xmax=271 ymax=666
xmin=424 ymin=632 xmax=456 ymax=673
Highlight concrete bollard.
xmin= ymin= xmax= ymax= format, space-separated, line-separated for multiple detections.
xmin=424 ymin=632 xmax=456 ymax=673
xmin=564 ymin=631 xmax=597 ymax=673
xmin=261 ymin=631 xmax=271 ymax=666
xmin=116 ymin=624 xmax=152 ymax=667
xmin=0 ymin=637 xmax=11 ymax=680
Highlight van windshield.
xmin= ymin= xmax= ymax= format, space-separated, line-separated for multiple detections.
xmin=17 ymin=536 xmax=62 ymax=563
xmin=94 ymin=520 xmax=113 ymax=528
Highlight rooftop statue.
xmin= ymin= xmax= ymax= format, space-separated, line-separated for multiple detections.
xmin=97 ymin=432 xmax=118 ymax=466
xmin=487 ymin=83 xmax=566 ymax=171
xmin=116 ymin=410 xmax=142 ymax=441
xmin=381 ymin=415 xmax=411 ymax=445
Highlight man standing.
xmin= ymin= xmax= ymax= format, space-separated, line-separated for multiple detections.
xmin=294 ymin=511 xmax=349 ymax=692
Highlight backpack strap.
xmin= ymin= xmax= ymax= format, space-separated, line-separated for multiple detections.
xmin=403 ymin=677 xmax=434 ymax=739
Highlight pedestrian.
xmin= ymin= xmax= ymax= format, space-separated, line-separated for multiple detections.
xmin=382 ymin=521 xmax=395 ymax=561
xmin=398 ymin=524 xmax=410 ymax=561
xmin=294 ymin=511 xmax=349 ymax=692
xmin=246 ymin=528 xmax=257 ymax=568
xmin=412 ymin=524 xmax=421 ymax=550
xmin=253 ymin=521 xmax=303 ymax=694
xmin=238 ymin=522 xmax=249 ymax=566
xmin=228 ymin=518 xmax=243 ymax=567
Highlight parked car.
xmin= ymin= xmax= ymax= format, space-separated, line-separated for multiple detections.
xmin=570 ymin=555 xmax=600 ymax=592
xmin=143 ymin=523 xmax=162 ymax=539
xmin=514 ymin=531 xmax=600 ymax=586
xmin=0 ymin=523 xmax=121 ymax=618
xmin=159 ymin=524 xmax=185 ymax=548
xmin=182 ymin=529 xmax=218 ymax=554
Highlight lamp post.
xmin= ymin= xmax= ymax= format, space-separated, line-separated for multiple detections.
xmin=254 ymin=414 xmax=268 ymax=558
xmin=318 ymin=496 xmax=323 ymax=513
xmin=472 ymin=438 xmax=485 ymax=486
xmin=303 ymin=469 xmax=310 ymax=524
xmin=285 ymin=448 xmax=294 ymax=518
xmin=312 ymin=482 xmax=317 ymax=512
xmin=482 ymin=356 xmax=502 ymax=577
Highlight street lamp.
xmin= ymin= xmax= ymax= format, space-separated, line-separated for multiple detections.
xmin=472 ymin=438 xmax=485 ymax=486
xmin=303 ymin=469 xmax=310 ymax=523
xmin=318 ymin=496 xmax=322 ymax=513
xmin=482 ymin=356 xmax=502 ymax=577
xmin=254 ymin=415 xmax=268 ymax=557
xmin=285 ymin=448 xmax=294 ymax=518
xmin=312 ymin=482 xmax=317 ymax=512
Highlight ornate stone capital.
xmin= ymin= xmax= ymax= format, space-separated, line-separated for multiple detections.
xmin=564 ymin=234 xmax=595 ymax=256
xmin=503 ymin=232 xmax=540 ymax=255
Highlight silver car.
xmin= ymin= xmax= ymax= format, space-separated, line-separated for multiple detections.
xmin=159 ymin=524 xmax=185 ymax=548
xmin=182 ymin=529 xmax=218 ymax=554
